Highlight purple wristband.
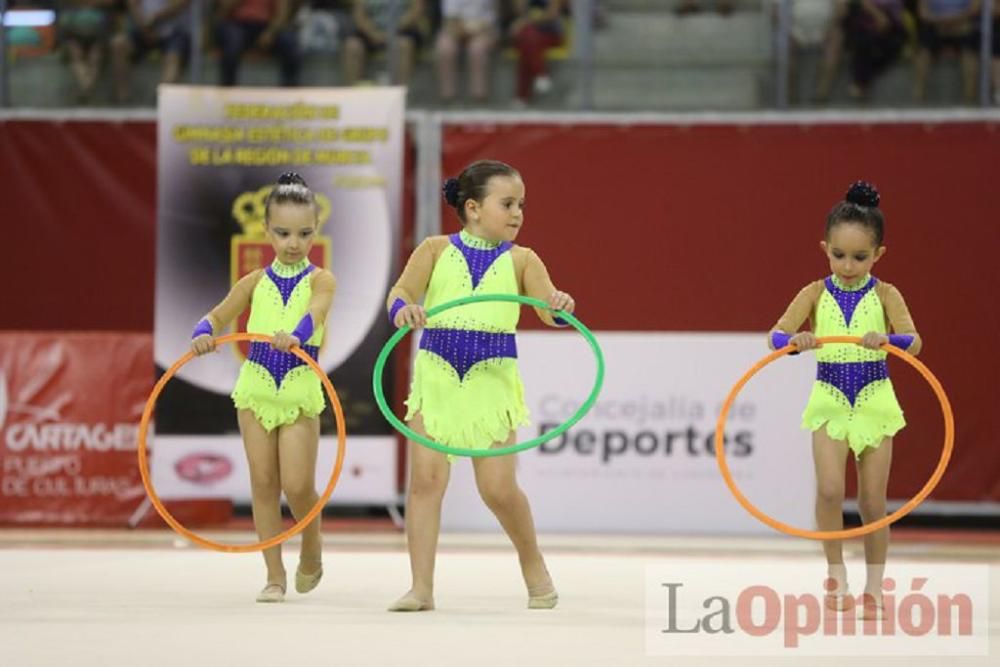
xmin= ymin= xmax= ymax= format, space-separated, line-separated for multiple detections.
xmin=771 ymin=331 xmax=792 ymax=349
xmin=192 ymin=318 xmax=213 ymax=339
xmin=887 ymin=334 xmax=914 ymax=350
xmin=291 ymin=314 xmax=314 ymax=344
xmin=552 ymin=314 xmax=570 ymax=327
xmin=388 ymin=298 xmax=406 ymax=325
xmin=771 ymin=331 xmax=801 ymax=355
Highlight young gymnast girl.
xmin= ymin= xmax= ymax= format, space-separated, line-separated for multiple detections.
xmin=191 ymin=172 xmax=336 ymax=603
xmin=385 ymin=159 xmax=573 ymax=611
xmin=769 ymin=181 xmax=922 ymax=619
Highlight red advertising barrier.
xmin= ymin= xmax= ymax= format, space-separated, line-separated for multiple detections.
xmin=0 ymin=332 xmax=152 ymax=524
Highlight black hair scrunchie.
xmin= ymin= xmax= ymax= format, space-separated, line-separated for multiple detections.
xmin=442 ymin=178 xmax=461 ymax=207
xmin=845 ymin=181 xmax=880 ymax=208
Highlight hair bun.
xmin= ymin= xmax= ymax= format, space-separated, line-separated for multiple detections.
xmin=278 ymin=171 xmax=307 ymax=187
xmin=442 ymin=178 xmax=460 ymax=207
xmin=846 ymin=181 xmax=880 ymax=208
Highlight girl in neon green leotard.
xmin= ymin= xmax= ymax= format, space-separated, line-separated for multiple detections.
xmin=385 ymin=160 xmax=574 ymax=612
xmin=769 ymin=181 xmax=922 ymax=621
xmin=191 ymin=173 xmax=335 ymax=604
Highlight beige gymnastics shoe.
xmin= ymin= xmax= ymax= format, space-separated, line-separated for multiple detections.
xmin=528 ymin=589 xmax=559 ymax=610
xmin=387 ymin=591 xmax=435 ymax=612
xmin=256 ymin=583 xmax=286 ymax=603
xmin=295 ymin=564 xmax=323 ymax=594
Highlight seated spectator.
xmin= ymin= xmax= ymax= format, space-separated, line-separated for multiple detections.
xmin=214 ymin=0 xmax=301 ymax=86
xmin=59 ymin=0 xmax=115 ymax=103
xmin=342 ymin=0 xmax=426 ymax=85
xmin=913 ymin=0 xmax=978 ymax=103
xmin=676 ymin=0 xmax=734 ymax=16
xmin=435 ymin=0 xmax=499 ymax=105
xmin=508 ymin=0 xmax=565 ymax=106
xmin=768 ymin=0 xmax=834 ymax=103
xmin=815 ymin=0 xmax=906 ymax=102
xmin=110 ymin=0 xmax=191 ymax=103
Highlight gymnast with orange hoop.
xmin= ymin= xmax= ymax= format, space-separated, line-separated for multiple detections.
xmin=767 ymin=181 xmax=922 ymax=621
xmin=190 ymin=172 xmax=336 ymax=603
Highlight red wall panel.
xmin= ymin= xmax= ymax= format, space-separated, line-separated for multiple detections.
xmin=1 ymin=121 xmax=157 ymax=331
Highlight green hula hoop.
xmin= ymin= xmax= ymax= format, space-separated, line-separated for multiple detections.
xmin=372 ymin=293 xmax=605 ymax=457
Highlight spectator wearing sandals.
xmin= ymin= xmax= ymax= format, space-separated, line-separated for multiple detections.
xmin=435 ymin=0 xmax=499 ymax=105
xmin=59 ymin=0 xmax=116 ymax=103
xmin=913 ymin=0 xmax=979 ymax=103
xmin=342 ymin=0 xmax=427 ymax=85
xmin=815 ymin=0 xmax=906 ymax=102
xmin=110 ymin=0 xmax=192 ymax=103
xmin=214 ymin=0 xmax=301 ymax=86
xmin=509 ymin=0 xmax=565 ymax=105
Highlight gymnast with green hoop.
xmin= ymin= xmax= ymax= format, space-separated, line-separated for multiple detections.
xmin=385 ymin=160 xmax=573 ymax=612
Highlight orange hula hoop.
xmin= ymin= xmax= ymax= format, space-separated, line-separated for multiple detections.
xmin=714 ymin=335 xmax=954 ymax=541
xmin=137 ymin=333 xmax=347 ymax=553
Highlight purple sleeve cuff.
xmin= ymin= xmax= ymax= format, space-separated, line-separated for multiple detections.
xmin=191 ymin=318 xmax=213 ymax=339
xmin=888 ymin=334 xmax=915 ymax=350
xmin=771 ymin=331 xmax=792 ymax=349
xmin=388 ymin=298 xmax=406 ymax=325
xmin=771 ymin=331 xmax=801 ymax=355
xmin=291 ymin=314 xmax=314 ymax=344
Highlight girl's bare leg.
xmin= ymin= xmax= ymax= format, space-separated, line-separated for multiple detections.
xmin=389 ymin=413 xmax=450 ymax=611
xmin=813 ymin=428 xmax=851 ymax=610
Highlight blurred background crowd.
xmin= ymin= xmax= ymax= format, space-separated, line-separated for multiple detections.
xmin=1 ymin=0 xmax=997 ymax=110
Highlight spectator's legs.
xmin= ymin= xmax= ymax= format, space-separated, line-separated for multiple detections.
xmin=161 ymin=30 xmax=189 ymax=85
xmin=110 ymin=31 xmax=133 ymax=103
xmin=394 ymin=35 xmax=417 ymax=85
xmin=342 ymin=35 xmax=368 ymax=84
xmin=434 ymin=28 xmax=460 ymax=101
xmin=216 ymin=21 xmax=251 ymax=86
xmin=676 ymin=0 xmax=699 ymax=16
xmin=850 ymin=30 xmax=901 ymax=99
xmin=849 ymin=33 xmax=873 ymax=98
xmin=716 ymin=0 xmax=733 ymax=16
xmin=272 ymin=29 xmax=301 ymax=86
xmin=514 ymin=24 xmax=560 ymax=101
xmin=67 ymin=40 xmax=103 ymax=103
xmin=993 ymin=55 xmax=1000 ymax=104
xmin=960 ymin=49 xmax=977 ymax=104
xmin=913 ymin=47 xmax=931 ymax=102
xmin=162 ymin=52 xmax=184 ymax=84
xmin=994 ymin=18 xmax=1000 ymax=103
xmin=814 ymin=0 xmax=848 ymax=102
xmin=85 ymin=44 xmax=103 ymax=101
xmin=467 ymin=30 xmax=495 ymax=102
